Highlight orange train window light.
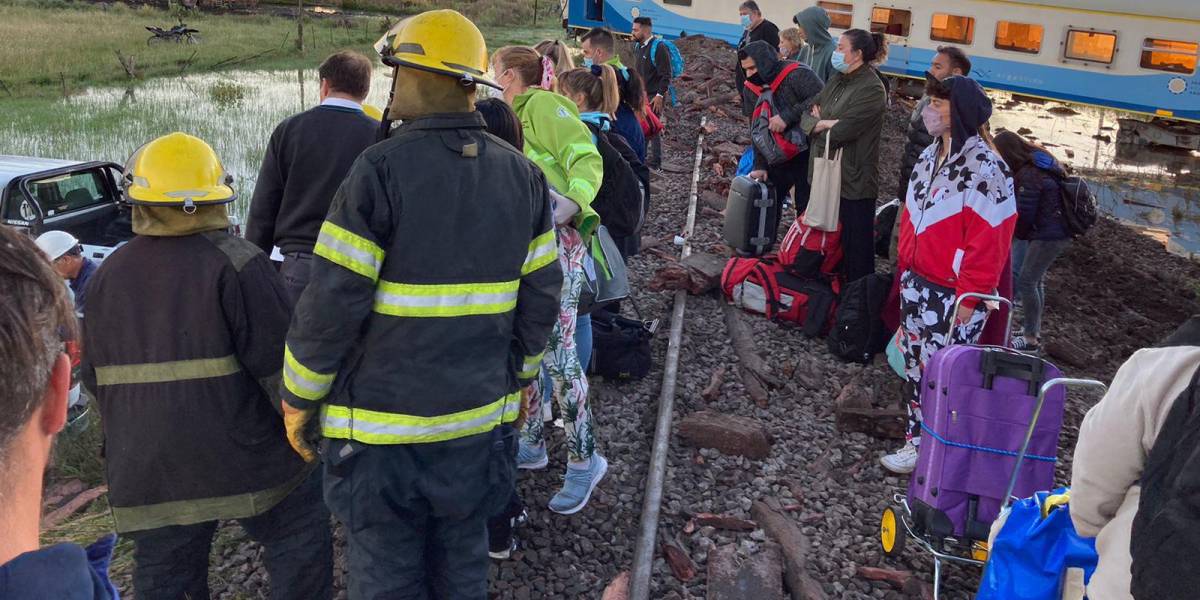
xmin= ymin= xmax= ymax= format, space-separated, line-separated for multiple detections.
xmin=1141 ymin=38 xmax=1198 ymax=74
xmin=818 ymin=1 xmax=854 ymax=29
xmin=931 ymin=13 xmax=975 ymax=45
xmin=871 ymin=7 xmax=911 ymax=38
xmin=1065 ymin=30 xmax=1118 ymax=64
xmin=995 ymin=21 xmax=1043 ymax=54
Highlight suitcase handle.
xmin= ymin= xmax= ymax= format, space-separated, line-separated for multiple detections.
xmin=1001 ymin=377 xmax=1108 ymax=510
xmin=950 ymin=292 xmax=1013 ymax=342
xmin=981 ymin=352 xmax=1046 ymax=395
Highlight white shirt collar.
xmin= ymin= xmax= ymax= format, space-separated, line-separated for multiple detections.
xmin=320 ymin=97 xmax=362 ymax=111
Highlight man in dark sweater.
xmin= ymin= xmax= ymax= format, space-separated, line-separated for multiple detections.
xmin=631 ymin=16 xmax=672 ymax=169
xmin=735 ymin=0 xmax=780 ymax=117
xmin=246 ymin=50 xmax=377 ymax=305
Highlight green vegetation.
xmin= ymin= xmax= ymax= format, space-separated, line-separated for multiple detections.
xmin=0 ymin=0 xmax=564 ymax=97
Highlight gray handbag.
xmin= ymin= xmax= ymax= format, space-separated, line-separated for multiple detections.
xmin=577 ymin=225 xmax=629 ymax=314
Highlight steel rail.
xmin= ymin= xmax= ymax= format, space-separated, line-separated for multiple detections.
xmin=629 ymin=117 xmax=707 ymax=600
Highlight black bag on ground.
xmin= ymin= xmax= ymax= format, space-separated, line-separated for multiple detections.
xmin=827 ymin=272 xmax=893 ymax=363
xmin=1056 ymin=174 xmax=1098 ymax=236
xmin=589 ymin=305 xmax=657 ymax=381
xmin=583 ymin=122 xmax=645 ymax=240
xmin=874 ymin=198 xmax=899 ymax=258
xmin=775 ymin=271 xmax=838 ymax=338
xmin=1130 ymin=318 xmax=1200 ymax=599
xmin=724 ymin=175 xmax=780 ymax=257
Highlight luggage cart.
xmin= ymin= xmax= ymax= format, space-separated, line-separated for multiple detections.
xmin=876 ymin=293 xmax=1107 ymax=598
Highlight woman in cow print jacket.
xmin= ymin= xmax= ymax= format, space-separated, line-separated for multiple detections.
xmin=880 ymin=75 xmax=1017 ymax=474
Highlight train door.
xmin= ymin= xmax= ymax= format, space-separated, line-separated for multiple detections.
xmin=586 ymin=0 xmax=602 ymax=21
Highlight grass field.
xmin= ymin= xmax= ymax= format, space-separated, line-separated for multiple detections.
xmin=0 ymin=0 xmax=562 ymax=97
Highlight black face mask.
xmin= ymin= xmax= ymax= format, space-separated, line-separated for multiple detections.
xmin=747 ymin=72 xmax=764 ymax=86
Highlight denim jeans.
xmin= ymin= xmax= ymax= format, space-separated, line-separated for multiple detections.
xmin=1013 ymin=238 xmax=1070 ymax=339
xmin=1011 ymin=239 xmax=1029 ymax=294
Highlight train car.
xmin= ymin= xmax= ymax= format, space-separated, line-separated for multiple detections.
xmin=564 ymin=0 xmax=1200 ymax=123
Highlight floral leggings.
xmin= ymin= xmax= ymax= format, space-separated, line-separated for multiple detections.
xmin=898 ymin=270 xmax=990 ymax=443
xmin=521 ymin=226 xmax=595 ymax=464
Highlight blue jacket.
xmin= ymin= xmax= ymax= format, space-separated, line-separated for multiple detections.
xmin=0 ymin=535 xmax=119 ymax=599
xmin=70 ymin=257 xmax=98 ymax=317
xmin=1014 ymin=151 xmax=1070 ymax=241
xmin=612 ymin=103 xmax=646 ymax=163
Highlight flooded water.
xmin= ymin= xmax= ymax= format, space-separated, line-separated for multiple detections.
xmin=986 ymin=92 xmax=1200 ymax=258
xmin=0 ymin=68 xmax=396 ymax=220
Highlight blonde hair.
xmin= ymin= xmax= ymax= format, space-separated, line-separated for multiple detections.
xmin=558 ymin=65 xmax=620 ymax=115
xmin=780 ymin=28 xmax=805 ymax=51
xmin=534 ymin=39 xmax=575 ymax=75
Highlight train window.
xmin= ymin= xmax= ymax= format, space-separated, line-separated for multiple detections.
xmin=1065 ymin=30 xmax=1117 ymax=64
xmin=930 ymin=14 xmax=974 ymax=45
xmin=871 ymin=7 xmax=910 ymax=37
xmin=994 ymin=21 xmax=1043 ymax=54
xmin=1141 ymin=38 xmax=1198 ymax=74
xmin=818 ymin=2 xmax=853 ymax=29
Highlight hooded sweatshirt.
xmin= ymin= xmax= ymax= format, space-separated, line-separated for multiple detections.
xmin=736 ymin=16 xmax=781 ymax=116
xmin=896 ymin=77 xmax=1017 ymax=310
xmin=794 ymin=7 xmax=835 ymax=82
xmin=512 ymin=88 xmax=603 ymax=240
xmin=740 ymin=41 xmax=825 ymax=170
xmin=0 ymin=536 xmax=118 ymax=599
xmin=1013 ymin=150 xmax=1070 ymax=241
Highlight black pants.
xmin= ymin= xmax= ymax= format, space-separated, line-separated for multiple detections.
xmin=127 ymin=467 xmax=332 ymax=600
xmin=648 ymin=134 xmax=662 ymax=169
xmin=766 ymin=148 xmax=811 ymax=215
xmin=840 ymin=197 xmax=876 ymax=283
xmin=279 ymin=252 xmax=313 ymax=308
xmin=324 ymin=426 xmax=516 ymax=600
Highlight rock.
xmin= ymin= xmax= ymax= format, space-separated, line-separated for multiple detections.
xmin=601 ymin=571 xmax=630 ymax=600
xmin=700 ymin=190 xmax=727 ymax=210
xmin=712 ymin=141 xmax=743 ymax=157
xmin=691 ymin=512 xmax=757 ymax=531
xmin=707 ymin=543 xmax=784 ymax=600
xmin=648 ymin=252 xmax=726 ymax=295
xmin=833 ymin=383 xmax=907 ymax=440
xmin=678 ymin=411 xmax=772 ymax=459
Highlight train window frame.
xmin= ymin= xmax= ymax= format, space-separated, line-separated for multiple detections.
xmin=662 ymin=0 xmax=691 ymax=6
xmin=817 ymin=1 xmax=854 ymax=30
xmin=930 ymin=13 xmax=975 ymax=45
xmin=1063 ymin=29 xmax=1118 ymax=66
xmin=870 ymin=6 xmax=911 ymax=38
xmin=994 ymin=21 xmax=1043 ymax=55
xmin=1140 ymin=37 xmax=1198 ymax=75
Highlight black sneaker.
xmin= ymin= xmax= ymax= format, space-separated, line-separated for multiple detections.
xmin=487 ymin=501 xmax=527 ymax=560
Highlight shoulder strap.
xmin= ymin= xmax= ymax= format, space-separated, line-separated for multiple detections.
xmin=768 ymin=63 xmax=801 ymax=92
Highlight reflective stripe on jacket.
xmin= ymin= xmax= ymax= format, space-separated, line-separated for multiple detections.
xmin=281 ymin=112 xmax=563 ymax=445
xmin=511 ymin=88 xmax=603 ymax=240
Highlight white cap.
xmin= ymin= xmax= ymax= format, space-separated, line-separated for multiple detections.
xmin=34 ymin=230 xmax=80 ymax=261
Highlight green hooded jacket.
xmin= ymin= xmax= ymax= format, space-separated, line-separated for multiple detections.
xmin=512 ymin=88 xmax=603 ymax=240
xmin=794 ymin=6 xmax=836 ymax=83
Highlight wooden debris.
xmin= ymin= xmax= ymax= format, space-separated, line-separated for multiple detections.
xmin=707 ymin=543 xmax=784 ymax=600
xmin=833 ymin=383 xmax=907 ymax=439
xmin=678 ymin=411 xmax=772 ymax=459
xmin=601 ymin=571 xmax=630 ymax=600
xmin=43 ymin=478 xmax=85 ymax=509
xmin=702 ymin=365 xmax=727 ymax=401
xmin=1045 ymin=339 xmax=1093 ymax=367
xmin=41 ymin=486 xmax=108 ymax=530
xmin=691 ymin=512 xmax=757 ymax=531
xmin=857 ymin=566 xmax=913 ymax=589
xmin=721 ymin=303 xmax=781 ymax=407
xmin=648 ymin=251 xmax=727 ymax=295
xmin=662 ymin=537 xmax=697 ymax=582
xmin=751 ymin=499 xmax=829 ymax=600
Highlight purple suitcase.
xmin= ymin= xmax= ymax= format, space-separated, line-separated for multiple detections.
xmin=906 ymin=345 xmax=1066 ymax=542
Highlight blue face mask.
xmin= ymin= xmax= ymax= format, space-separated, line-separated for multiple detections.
xmin=740 ymin=14 xmax=752 ymax=29
xmin=831 ymin=51 xmax=851 ymax=73
xmin=582 ymin=57 xmax=594 ymax=68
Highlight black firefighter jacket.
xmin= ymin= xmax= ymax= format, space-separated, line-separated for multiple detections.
xmin=281 ymin=112 xmax=563 ymax=446
xmin=81 ymin=231 xmax=306 ymax=533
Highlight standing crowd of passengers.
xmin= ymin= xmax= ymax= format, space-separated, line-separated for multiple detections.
xmin=0 ymin=4 xmax=1116 ymax=599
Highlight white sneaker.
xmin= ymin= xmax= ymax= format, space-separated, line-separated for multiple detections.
xmin=880 ymin=442 xmax=920 ymax=474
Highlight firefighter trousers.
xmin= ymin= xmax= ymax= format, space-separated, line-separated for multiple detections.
xmin=126 ymin=466 xmax=332 ymax=600
xmin=324 ymin=425 xmax=517 ymax=600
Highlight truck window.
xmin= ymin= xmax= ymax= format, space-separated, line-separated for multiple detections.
xmin=29 ymin=170 xmax=109 ymax=217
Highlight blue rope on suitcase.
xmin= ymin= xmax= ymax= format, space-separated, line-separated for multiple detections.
xmin=920 ymin=423 xmax=1057 ymax=463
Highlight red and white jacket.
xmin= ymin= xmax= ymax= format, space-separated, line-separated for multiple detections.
xmin=897 ymin=135 xmax=1017 ymax=310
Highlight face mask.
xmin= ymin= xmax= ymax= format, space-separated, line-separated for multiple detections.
xmin=921 ymin=103 xmax=949 ymax=136
xmin=740 ymin=14 xmax=752 ymax=29
xmin=747 ymin=72 xmax=764 ymax=86
xmin=582 ymin=57 xmax=594 ymax=68
xmin=831 ymin=51 xmax=851 ymax=73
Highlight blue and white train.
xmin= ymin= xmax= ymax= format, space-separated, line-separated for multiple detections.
xmin=564 ymin=0 xmax=1200 ymax=122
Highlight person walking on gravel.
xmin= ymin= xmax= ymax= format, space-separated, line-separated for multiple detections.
xmin=994 ymin=130 xmax=1073 ymax=353
xmin=82 ymin=132 xmax=333 ymax=599
xmin=280 ymin=11 xmax=562 ymax=596
xmin=494 ymin=45 xmax=610 ymax=515
xmin=881 ymin=76 xmax=1016 ymax=474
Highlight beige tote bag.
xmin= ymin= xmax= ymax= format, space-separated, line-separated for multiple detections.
xmin=802 ymin=130 xmax=842 ymax=232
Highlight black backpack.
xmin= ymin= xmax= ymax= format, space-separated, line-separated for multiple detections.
xmin=583 ymin=122 xmax=645 ymax=240
xmin=1056 ymin=175 xmax=1098 ymax=236
xmin=1130 ymin=318 xmax=1200 ymax=599
xmin=827 ymin=273 xmax=893 ymax=363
